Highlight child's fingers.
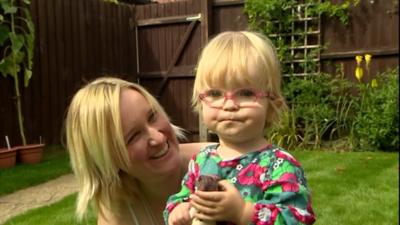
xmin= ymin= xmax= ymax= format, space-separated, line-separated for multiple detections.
xmin=218 ymin=179 xmax=234 ymax=189
xmin=192 ymin=211 xmax=215 ymax=222
xmin=190 ymin=194 xmax=216 ymax=208
xmin=193 ymin=191 xmax=223 ymax=201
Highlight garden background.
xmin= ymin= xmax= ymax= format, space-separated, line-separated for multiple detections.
xmin=0 ymin=0 xmax=399 ymax=224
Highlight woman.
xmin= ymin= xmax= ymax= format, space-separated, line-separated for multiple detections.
xmin=65 ymin=77 xmax=209 ymax=225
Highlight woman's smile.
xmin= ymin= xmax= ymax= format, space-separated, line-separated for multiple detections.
xmin=150 ymin=143 xmax=170 ymax=160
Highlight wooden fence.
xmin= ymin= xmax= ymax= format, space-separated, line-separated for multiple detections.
xmin=0 ymin=0 xmax=137 ymax=146
xmin=0 ymin=0 xmax=398 ymax=146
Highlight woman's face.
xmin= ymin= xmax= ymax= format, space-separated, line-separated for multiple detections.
xmin=119 ymin=88 xmax=181 ymax=183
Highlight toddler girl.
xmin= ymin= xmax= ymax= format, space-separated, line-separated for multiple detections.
xmin=164 ymin=31 xmax=315 ymax=225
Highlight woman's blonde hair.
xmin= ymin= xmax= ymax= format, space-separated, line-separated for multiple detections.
xmin=192 ymin=31 xmax=286 ymax=128
xmin=64 ymin=77 xmax=182 ymax=220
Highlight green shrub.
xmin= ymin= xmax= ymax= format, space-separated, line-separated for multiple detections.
xmin=268 ymin=67 xmax=399 ymax=151
xmin=268 ymin=72 xmax=355 ymax=149
xmin=352 ymin=68 xmax=399 ymax=151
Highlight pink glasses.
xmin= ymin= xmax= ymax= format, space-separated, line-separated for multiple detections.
xmin=199 ymin=88 xmax=275 ymax=108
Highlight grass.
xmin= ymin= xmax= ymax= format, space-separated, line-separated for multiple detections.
xmin=292 ymin=150 xmax=399 ymax=225
xmin=0 ymin=145 xmax=72 ymax=196
xmin=3 ymin=194 xmax=96 ymax=225
xmin=3 ymin=150 xmax=399 ymax=225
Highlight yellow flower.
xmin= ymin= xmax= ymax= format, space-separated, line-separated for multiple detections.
xmin=355 ymin=66 xmax=363 ymax=81
xmin=371 ymin=79 xmax=378 ymax=88
xmin=365 ymin=54 xmax=372 ymax=68
xmin=355 ymin=55 xmax=363 ymax=66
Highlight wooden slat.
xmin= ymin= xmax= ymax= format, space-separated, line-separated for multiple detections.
xmin=37 ymin=0 xmax=50 ymax=144
xmin=137 ymin=65 xmax=195 ymax=78
xmin=321 ymin=48 xmax=399 ymax=60
xmin=54 ymin=0 xmax=64 ymax=142
xmin=213 ymin=0 xmax=244 ymax=6
xmin=156 ymin=20 xmax=198 ymax=96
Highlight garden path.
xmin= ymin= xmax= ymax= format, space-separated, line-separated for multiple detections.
xmin=0 ymin=173 xmax=77 ymax=224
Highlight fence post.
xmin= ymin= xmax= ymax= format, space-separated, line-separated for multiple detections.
xmin=198 ymin=0 xmax=212 ymax=142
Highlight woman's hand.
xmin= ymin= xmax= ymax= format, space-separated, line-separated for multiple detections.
xmin=168 ymin=202 xmax=192 ymax=225
xmin=189 ymin=180 xmax=252 ymax=224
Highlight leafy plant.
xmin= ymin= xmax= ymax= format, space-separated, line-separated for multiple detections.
xmin=0 ymin=0 xmax=35 ymax=145
xmin=281 ymin=73 xmax=341 ymax=148
xmin=269 ymin=59 xmax=398 ymax=151
xmin=267 ymin=106 xmax=303 ymax=150
xmin=244 ymin=0 xmax=358 ymax=76
xmin=352 ymin=68 xmax=399 ymax=151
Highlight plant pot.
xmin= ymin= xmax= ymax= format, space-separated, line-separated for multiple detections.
xmin=0 ymin=147 xmax=18 ymax=169
xmin=17 ymin=144 xmax=45 ymax=164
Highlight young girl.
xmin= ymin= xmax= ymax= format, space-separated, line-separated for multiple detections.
xmin=164 ymin=31 xmax=315 ymax=225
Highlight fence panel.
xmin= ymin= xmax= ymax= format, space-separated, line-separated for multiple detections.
xmin=321 ymin=0 xmax=399 ymax=81
xmin=135 ymin=0 xmax=204 ymax=141
xmin=0 ymin=0 xmax=137 ymax=146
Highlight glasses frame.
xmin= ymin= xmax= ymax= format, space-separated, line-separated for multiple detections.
xmin=199 ymin=88 xmax=276 ymax=108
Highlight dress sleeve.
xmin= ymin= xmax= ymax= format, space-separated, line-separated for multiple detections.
xmin=251 ymin=151 xmax=315 ymax=225
xmin=163 ymin=155 xmax=200 ymax=223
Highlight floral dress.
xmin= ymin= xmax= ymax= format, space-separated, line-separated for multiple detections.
xmin=164 ymin=144 xmax=315 ymax=225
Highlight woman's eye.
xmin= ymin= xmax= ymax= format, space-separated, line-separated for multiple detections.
xmin=127 ymin=131 xmax=140 ymax=145
xmin=237 ymin=89 xmax=257 ymax=97
xmin=149 ymin=110 xmax=158 ymax=123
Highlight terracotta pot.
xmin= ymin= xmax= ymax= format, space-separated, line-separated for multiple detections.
xmin=16 ymin=143 xmax=45 ymax=164
xmin=0 ymin=147 xmax=18 ymax=169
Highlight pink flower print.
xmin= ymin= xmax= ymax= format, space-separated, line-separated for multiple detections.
xmin=238 ymin=164 xmax=266 ymax=187
xmin=261 ymin=172 xmax=299 ymax=192
xmin=288 ymin=205 xmax=316 ymax=224
xmin=219 ymin=159 xmax=239 ymax=168
xmin=166 ymin=202 xmax=178 ymax=213
xmin=252 ymin=204 xmax=279 ymax=225
xmin=274 ymin=150 xmax=301 ymax=167
xmin=279 ymin=173 xmax=299 ymax=192
xmin=186 ymin=161 xmax=200 ymax=191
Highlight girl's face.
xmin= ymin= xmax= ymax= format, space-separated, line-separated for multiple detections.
xmin=200 ymin=86 xmax=269 ymax=147
xmin=119 ymin=89 xmax=181 ymax=182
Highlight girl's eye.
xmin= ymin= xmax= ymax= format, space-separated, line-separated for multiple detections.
xmin=237 ymin=89 xmax=257 ymax=97
xmin=207 ymin=89 xmax=223 ymax=98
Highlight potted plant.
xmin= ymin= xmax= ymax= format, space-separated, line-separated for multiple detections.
xmin=0 ymin=0 xmax=44 ymax=164
xmin=0 ymin=136 xmax=17 ymax=169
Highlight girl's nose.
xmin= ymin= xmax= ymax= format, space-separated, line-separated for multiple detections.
xmin=222 ymin=98 xmax=239 ymax=111
xmin=148 ymin=127 xmax=165 ymax=146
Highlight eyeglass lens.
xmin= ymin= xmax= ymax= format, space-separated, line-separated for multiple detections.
xmin=201 ymin=88 xmax=260 ymax=107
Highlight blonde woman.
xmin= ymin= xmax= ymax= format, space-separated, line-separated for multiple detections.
xmin=165 ymin=31 xmax=315 ymax=225
xmin=65 ymin=77 xmax=209 ymax=225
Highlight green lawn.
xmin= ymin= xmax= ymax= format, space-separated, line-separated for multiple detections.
xmin=3 ymin=193 xmax=96 ymax=225
xmin=3 ymin=150 xmax=399 ymax=225
xmin=292 ymin=151 xmax=399 ymax=225
xmin=0 ymin=145 xmax=71 ymax=196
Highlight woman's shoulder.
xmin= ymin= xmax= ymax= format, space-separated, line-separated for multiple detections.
xmin=97 ymin=202 xmax=135 ymax=225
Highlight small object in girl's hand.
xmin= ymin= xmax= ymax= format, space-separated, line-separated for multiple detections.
xmin=195 ymin=175 xmax=221 ymax=191
xmin=191 ymin=175 xmax=227 ymax=225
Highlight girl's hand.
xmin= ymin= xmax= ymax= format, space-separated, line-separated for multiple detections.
xmin=189 ymin=180 xmax=249 ymax=224
xmin=168 ymin=202 xmax=192 ymax=225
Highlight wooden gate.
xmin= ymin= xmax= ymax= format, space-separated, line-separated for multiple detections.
xmin=135 ymin=0 xmax=213 ymax=141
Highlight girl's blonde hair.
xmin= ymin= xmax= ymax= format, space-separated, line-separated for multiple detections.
xmin=64 ymin=77 xmax=182 ymax=220
xmin=192 ymin=31 xmax=286 ymax=128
